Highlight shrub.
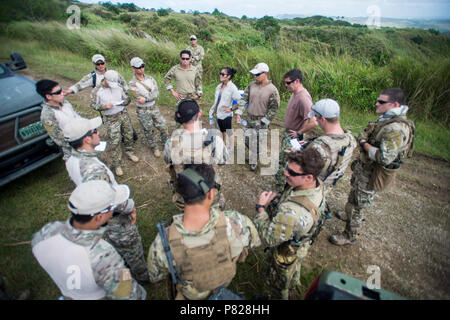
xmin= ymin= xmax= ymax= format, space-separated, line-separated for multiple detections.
xmin=198 ymin=29 xmax=212 ymax=41
xmin=157 ymin=8 xmax=170 ymax=17
xmin=119 ymin=13 xmax=132 ymax=23
xmin=411 ymin=35 xmax=424 ymax=45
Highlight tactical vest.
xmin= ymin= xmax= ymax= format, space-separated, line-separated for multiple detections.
xmin=312 ymin=132 xmax=356 ymax=186
xmin=168 ymin=212 xmax=236 ymax=292
xmin=365 ymin=116 xmax=415 ymax=162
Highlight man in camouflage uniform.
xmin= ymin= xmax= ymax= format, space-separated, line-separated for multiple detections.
xmin=36 ymin=79 xmax=82 ymax=160
xmin=63 ymin=117 xmax=149 ymax=283
xmin=63 ymin=54 xmax=128 ymax=96
xmin=164 ymin=50 xmax=202 ymax=102
xmin=147 ymin=164 xmax=261 ymax=300
xmin=275 ymin=69 xmax=317 ymax=189
xmin=186 ymin=35 xmax=205 ymax=77
xmin=128 ymin=57 xmax=168 ymax=158
xmin=304 ymin=99 xmax=357 ymax=191
xmin=164 ymin=99 xmax=227 ymax=211
xmin=254 ymin=148 xmax=326 ymax=300
xmin=31 ymin=180 xmax=146 ymax=300
xmin=330 ymin=88 xmax=415 ymax=246
xmin=235 ymin=62 xmax=280 ymax=171
xmin=91 ymin=70 xmax=139 ymax=176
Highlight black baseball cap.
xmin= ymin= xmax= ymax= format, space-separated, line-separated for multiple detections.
xmin=174 ymin=99 xmax=200 ymax=124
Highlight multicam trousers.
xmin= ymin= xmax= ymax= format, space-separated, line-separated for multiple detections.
xmin=275 ymin=130 xmax=291 ymax=191
xmin=104 ymin=110 xmax=135 ymax=169
xmin=103 ymin=214 xmax=149 ymax=283
xmin=344 ymin=160 xmax=376 ymax=238
xmin=267 ymin=244 xmax=310 ymax=300
xmin=136 ymin=106 xmax=169 ymax=150
xmin=243 ymin=115 xmax=268 ymax=166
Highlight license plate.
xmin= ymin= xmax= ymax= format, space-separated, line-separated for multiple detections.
xmin=19 ymin=121 xmax=46 ymax=141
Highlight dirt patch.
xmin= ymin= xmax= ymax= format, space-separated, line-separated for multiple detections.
xmin=19 ymin=70 xmax=450 ymax=300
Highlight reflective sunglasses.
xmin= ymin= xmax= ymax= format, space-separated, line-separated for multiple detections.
xmin=376 ymin=99 xmax=394 ymax=105
xmin=219 ymin=72 xmax=228 ymax=77
xmin=49 ymin=88 xmax=63 ymax=95
xmin=285 ymin=163 xmax=309 ymax=177
xmin=96 ymin=204 xmax=117 ymax=216
xmin=285 ymin=79 xmax=295 ymax=85
xmin=95 ymin=61 xmax=105 ymax=66
xmin=85 ymin=128 xmax=98 ymax=137
xmin=135 ymin=64 xmax=145 ymax=69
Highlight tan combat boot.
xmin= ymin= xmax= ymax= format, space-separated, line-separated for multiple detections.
xmin=115 ymin=167 xmax=123 ymax=176
xmin=126 ymin=152 xmax=139 ymax=163
xmin=329 ymin=232 xmax=356 ymax=246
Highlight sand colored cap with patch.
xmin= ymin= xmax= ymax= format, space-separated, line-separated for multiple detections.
xmin=249 ymin=62 xmax=269 ymax=75
xmin=68 ymin=180 xmax=130 ymax=216
xmin=308 ymin=98 xmax=340 ymax=119
xmin=130 ymin=57 xmax=145 ymax=68
xmin=104 ymin=70 xmax=120 ymax=88
xmin=63 ymin=117 xmax=102 ymax=142
xmin=92 ymin=54 xmax=105 ymax=63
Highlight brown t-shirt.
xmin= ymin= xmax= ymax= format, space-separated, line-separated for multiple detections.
xmin=284 ymin=88 xmax=313 ymax=132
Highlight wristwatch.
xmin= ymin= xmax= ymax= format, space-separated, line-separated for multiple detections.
xmin=359 ymin=141 xmax=367 ymax=148
xmin=255 ymin=204 xmax=265 ymax=212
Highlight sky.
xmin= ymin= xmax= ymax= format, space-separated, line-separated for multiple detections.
xmin=80 ymin=0 xmax=450 ymax=19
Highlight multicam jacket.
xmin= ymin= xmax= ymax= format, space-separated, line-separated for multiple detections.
xmin=254 ymin=183 xmax=325 ymax=262
xmin=147 ymin=206 xmax=261 ymax=300
xmin=31 ymin=219 xmax=146 ymax=300
xmin=186 ymin=45 xmax=205 ymax=68
xmin=69 ymin=69 xmax=128 ymax=94
xmin=128 ymin=74 xmax=159 ymax=108
xmin=40 ymin=100 xmax=81 ymax=160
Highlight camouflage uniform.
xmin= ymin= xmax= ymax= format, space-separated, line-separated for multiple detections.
xmin=306 ymin=131 xmax=357 ymax=192
xmin=164 ymin=128 xmax=227 ymax=210
xmin=69 ymin=69 xmax=128 ymax=94
xmin=31 ymin=219 xmax=146 ymax=300
xmin=40 ymin=100 xmax=81 ymax=160
xmin=341 ymin=108 xmax=414 ymax=240
xmin=186 ymin=45 xmax=205 ymax=77
xmin=164 ymin=65 xmax=202 ymax=100
xmin=91 ymin=84 xmax=135 ymax=170
xmin=235 ymin=81 xmax=280 ymax=166
xmin=128 ymin=74 xmax=168 ymax=150
xmin=65 ymin=149 xmax=149 ymax=282
xmin=254 ymin=183 xmax=325 ymax=300
xmin=147 ymin=206 xmax=261 ymax=300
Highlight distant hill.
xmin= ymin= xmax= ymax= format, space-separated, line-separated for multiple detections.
xmin=276 ymin=14 xmax=450 ymax=34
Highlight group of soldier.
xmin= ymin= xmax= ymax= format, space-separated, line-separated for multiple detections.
xmin=30 ymin=34 xmax=415 ymax=300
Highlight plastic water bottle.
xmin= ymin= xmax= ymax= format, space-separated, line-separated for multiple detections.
xmin=209 ymin=117 xmax=214 ymax=125
xmin=241 ymin=119 xmax=247 ymax=126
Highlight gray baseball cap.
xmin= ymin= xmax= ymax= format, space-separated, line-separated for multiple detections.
xmin=92 ymin=54 xmax=105 ymax=64
xmin=308 ymin=98 xmax=340 ymax=119
xmin=63 ymin=117 xmax=102 ymax=142
xmin=130 ymin=57 xmax=145 ymax=68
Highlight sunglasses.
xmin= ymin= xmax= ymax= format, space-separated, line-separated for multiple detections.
xmin=252 ymin=72 xmax=263 ymax=77
xmin=219 ymin=72 xmax=228 ymax=77
xmin=95 ymin=204 xmax=118 ymax=216
xmin=285 ymin=163 xmax=309 ymax=177
xmin=214 ymin=182 xmax=221 ymax=192
xmin=95 ymin=61 xmax=105 ymax=66
xmin=181 ymin=57 xmax=191 ymax=60
xmin=285 ymin=79 xmax=295 ymax=85
xmin=135 ymin=64 xmax=145 ymax=69
xmin=85 ymin=128 xmax=98 ymax=137
xmin=49 ymin=88 xmax=63 ymax=95
xmin=376 ymin=99 xmax=394 ymax=104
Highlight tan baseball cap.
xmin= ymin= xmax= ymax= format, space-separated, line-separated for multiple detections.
xmin=130 ymin=57 xmax=145 ymax=68
xmin=308 ymin=98 xmax=340 ymax=119
xmin=68 ymin=180 xmax=130 ymax=216
xmin=104 ymin=70 xmax=120 ymax=88
xmin=63 ymin=117 xmax=102 ymax=142
xmin=249 ymin=62 xmax=269 ymax=75
xmin=92 ymin=54 xmax=105 ymax=64
xmin=190 ymin=35 xmax=197 ymax=40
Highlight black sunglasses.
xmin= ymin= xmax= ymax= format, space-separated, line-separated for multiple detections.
xmin=285 ymin=163 xmax=309 ymax=177
xmin=252 ymin=72 xmax=263 ymax=77
xmin=285 ymin=79 xmax=295 ymax=85
xmin=49 ymin=88 xmax=63 ymax=95
xmin=376 ymin=99 xmax=394 ymax=104
xmin=86 ymin=128 xmax=98 ymax=136
xmin=95 ymin=61 xmax=105 ymax=66
xmin=219 ymin=72 xmax=228 ymax=77
xmin=135 ymin=64 xmax=145 ymax=69
xmin=181 ymin=57 xmax=191 ymax=60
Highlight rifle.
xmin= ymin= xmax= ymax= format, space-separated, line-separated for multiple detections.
xmin=156 ymin=221 xmax=185 ymax=299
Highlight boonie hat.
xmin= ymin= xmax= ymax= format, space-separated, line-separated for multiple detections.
xmin=92 ymin=54 xmax=105 ymax=64
xmin=104 ymin=70 xmax=120 ymax=88
xmin=68 ymin=180 xmax=130 ymax=216
xmin=130 ymin=57 xmax=145 ymax=68
xmin=63 ymin=117 xmax=102 ymax=142
xmin=174 ymin=99 xmax=200 ymax=124
xmin=308 ymin=98 xmax=340 ymax=119
xmin=190 ymin=35 xmax=197 ymax=40
xmin=249 ymin=62 xmax=269 ymax=75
